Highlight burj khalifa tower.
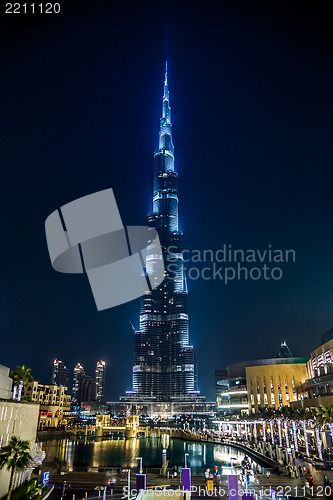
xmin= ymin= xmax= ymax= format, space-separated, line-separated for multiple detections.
xmin=126 ymin=64 xmax=203 ymax=402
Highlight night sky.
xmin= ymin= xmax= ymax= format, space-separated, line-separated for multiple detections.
xmin=1 ymin=1 xmax=333 ymax=401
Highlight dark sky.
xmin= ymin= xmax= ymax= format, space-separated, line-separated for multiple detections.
xmin=1 ymin=1 xmax=333 ymax=401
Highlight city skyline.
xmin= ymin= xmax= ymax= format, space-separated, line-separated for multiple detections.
xmin=1 ymin=1 xmax=333 ymax=401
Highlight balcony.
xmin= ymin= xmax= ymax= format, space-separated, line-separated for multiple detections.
xmin=221 ymin=387 xmax=248 ymax=397
xmin=302 ymin=372 xmax=333 ymax=389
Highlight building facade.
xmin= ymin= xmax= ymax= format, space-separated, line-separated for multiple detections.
xmin=293 ymin=337 xmax=333 ymax=409
xmin=216 ymin=375 xmax=249 ymax=417
xmin=78 ymin=375 xmax=96 ymax=404
xmin=0 ymin=365 xmax=41 ymax=499
xmin=0 ymin=363 xmax=12 ymax=399
xmin=52 ymin=358 xmax=69 ymax=387
xmin=108 ymin=400 xmax=216 ymax=418
xmin=245 ymin=358 xmax=308 ymax=413
xmin=95 ymin=360 xmax=106 ymax=403
xmin=72 ymin=362 xmax=85 ymax=404
xmin=214 ymin=369 xmax=227 ymax=403
xmin=23 ymin=381 xmax=71 ymax=427
xmin=125 ymin=64 xmax=202 ymax=403
xmin=215 ymin=351 xmax=308 ymax=416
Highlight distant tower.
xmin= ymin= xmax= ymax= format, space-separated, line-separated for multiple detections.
xmin=78 ymin=375 xmax=96 ymax=404
xmin=95 ymin=360 xmax=106 ymax=402
xmin=278 ymin=341 xmax=292 ymax=358
xmin=72 ymin=362 xmax=85 ymax=403
xmin=52 ymin=359 xmax=69 ymax=387
xmin=321 ymin=327 xmax=333 ymax=345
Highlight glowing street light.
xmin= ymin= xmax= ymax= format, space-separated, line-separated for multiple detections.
xmin=127 ymin=469 xmax=131 ymax=500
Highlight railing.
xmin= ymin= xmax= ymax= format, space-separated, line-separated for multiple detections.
xmin=219 ymin=438 xmax=279 ymax=469
xmin=302 ymin=372 xmax=333 ymax=387
xmin=40 ymin=484 xmax=55 ymax=499
xmin=0 ymin=397 xmax=37 ymax=405
xmin=220 ymin=386 xmax=248 ymax=394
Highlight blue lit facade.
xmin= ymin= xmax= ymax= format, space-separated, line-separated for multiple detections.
xmin=128 ymin=65 xmax=202 ymax=401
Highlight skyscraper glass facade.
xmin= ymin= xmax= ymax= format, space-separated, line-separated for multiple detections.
xmin=52 ymin=359 xmax=69 ymax=388
xmin=95 ymin=360 xmax=106 ymax=402
xmin=128 ymin=65 xmax=201 ymax=402
xmin=72 ymin=362 xmax=85 ymax=404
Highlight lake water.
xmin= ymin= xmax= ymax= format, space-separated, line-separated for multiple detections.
xmin=41 ymin=435 xmax=261 ymax=474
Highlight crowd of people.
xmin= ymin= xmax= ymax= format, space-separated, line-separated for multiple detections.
xmin=221 ymin=432 xmax=333 ymax=489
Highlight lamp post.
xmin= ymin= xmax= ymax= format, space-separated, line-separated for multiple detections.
xmin=128 ymin=469 xmax=131 ymax=500
xmin=135 ymin=457 xmax=146 ymax=492
xmin=136 ymin=457 xmax=143 ymax=474
xmin=182 ymin=453 xmax=191 ymax=492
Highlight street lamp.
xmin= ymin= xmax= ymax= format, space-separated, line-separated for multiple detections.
xmin=184 ymin=453 xmax=189 ymax=468
xmin=136 ymin=457 xmax=143 ymax=474
xmin=128 ymin=469 xmax=131 ymax=500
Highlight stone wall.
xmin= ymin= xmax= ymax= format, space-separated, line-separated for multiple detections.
xmin=0 ymin=401 xmax=39 ymax=499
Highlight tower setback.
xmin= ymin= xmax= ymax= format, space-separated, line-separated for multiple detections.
xmin=126 ymin=65 xmax=202 ymax=402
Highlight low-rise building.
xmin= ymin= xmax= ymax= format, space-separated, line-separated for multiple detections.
xmin=23 ymin=381 xmax=71 ymax=428
xmin=245 ymin=357 xmax=308 ymax=412
xmin=293 ymin=337 xmax=333 ymax=409
xmin=0 ymin=364 xmax=41 ymax=499
xmin=215 ymin=345 xmax=308 ymax=416
xmin=109 ymin=399 xmax=216 ymax=418
xmin=216 ymin=367 xmax=249 ymax=417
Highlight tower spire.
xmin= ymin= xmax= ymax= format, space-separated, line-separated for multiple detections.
xmin=164 ymin=61 xmax=168 ymax=95
xmin=159 ymin=62 xmax=173 ymax=153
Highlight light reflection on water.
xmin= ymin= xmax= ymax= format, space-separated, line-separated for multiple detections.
xmin=41 ymin=437 xmax=256 ymax=473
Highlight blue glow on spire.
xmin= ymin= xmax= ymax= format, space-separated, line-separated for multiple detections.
xmin=164 ymin=61 xmax=169 ymax=100
xmin=159 ymin=61 xmax=174 ymax=154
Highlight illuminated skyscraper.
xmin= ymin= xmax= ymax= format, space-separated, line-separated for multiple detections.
xmin=95 ymin=360 xmax=106 ymax=402
xmin=78 ymin=374 xmax=96 ymax=404
xmin=52 ymin=359 xmax=69 ymax=387
xmin=126 ymin=64 xmax=201 ymax=402
xmin=278 ymin=341 xmax=292 ymax=358
xmin=72 ymin=362 xmax=85 ymax=403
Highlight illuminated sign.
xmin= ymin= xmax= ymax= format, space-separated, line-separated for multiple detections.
xmin=42 ymin=471 xmax=50 ymax=486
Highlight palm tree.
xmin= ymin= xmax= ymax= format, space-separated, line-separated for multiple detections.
xmin=316 ymin=404 xmax=333 ymax=455
xmin=10 ymin=365 xmax=34 ymax=388
xmin=316 ymin=404 xmax=333 ymax=432
xmin=0 ymin=436 xmax=32 ymax=500
xmin=292 ymin=407 xmax=313 ymax=457
xmin=10 ymin=365 xmax=34 ymax=401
